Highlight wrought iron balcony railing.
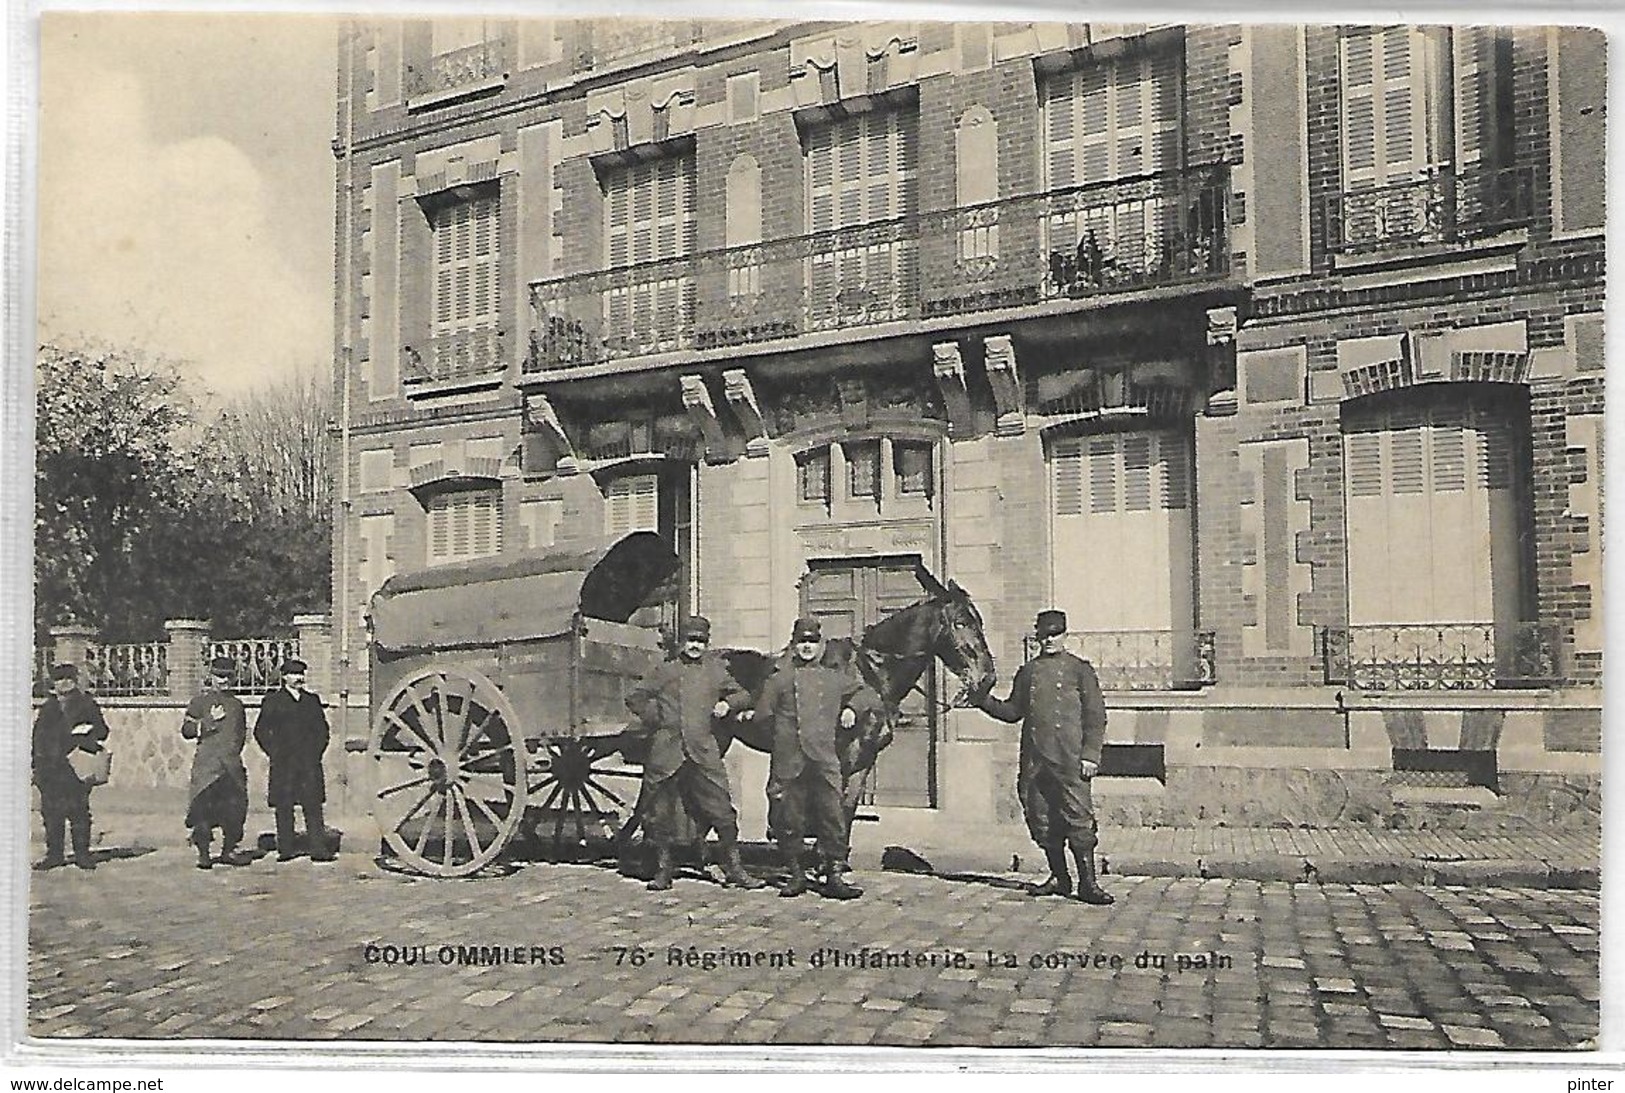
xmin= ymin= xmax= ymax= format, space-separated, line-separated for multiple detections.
xmin=1321 ymin=164 xmax=1535 ymax=254
xmin=526 ymin=164 xmax=1229 ymax=373
xmin=406 ymin=41 xmax=505 ymax=101
xmin=404 ymin=328 xmax=504 ymax=385
xmin=1321 ymin=622 xmax=1562 ymax=691
xmin=1024 ymin=629 xmax=1217 ymax=691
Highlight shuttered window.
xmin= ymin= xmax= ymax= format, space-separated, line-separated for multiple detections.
xmin=1042 ymin=51 xmax=1182 ymax=190
xmin=605 ymin=473 xmax=659 ymax=537
xmin=1343 ymin=397 xmax=1523 ymax=626
xmin=804 ymin=107 xmax=918 ymax=326
xmin=426 ymin=487 xmax=503 ymax=565
xmin=1050 ymin=430 xmax=1195 ymax=636
xmin=603 ymin=155 xmax=695 ymax=350
xmin=431 ymin=193 xmax=499 ymax=338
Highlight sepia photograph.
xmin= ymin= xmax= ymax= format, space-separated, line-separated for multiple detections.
xmin=14 ymin=9 xmax=1607 ymax=1060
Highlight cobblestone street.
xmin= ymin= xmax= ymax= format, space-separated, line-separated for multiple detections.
xmin=27 ymin=837 xmax=1599 ymax=1050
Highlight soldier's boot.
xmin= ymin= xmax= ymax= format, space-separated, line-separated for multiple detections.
xmin=820 ymin=857 xmax=862 ymax=901
xmin=192 ymin=832 xmax=214 ymax=870
xmin=779 ymin=849 xmax=808 ymax=898
xmin=716 ymin=832 xmax=764 ymax=890
xmin=646 ymin=846 xmax=676 ymax=891
xmin=1032 ymin=845 xmax=1073 ymax=897
xmin=1072 ymin=845 xmax=1115 ymax=906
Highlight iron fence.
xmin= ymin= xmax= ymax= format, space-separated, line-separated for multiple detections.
xmin=1321 ymin=622 xmax=1562 ymax=691
xmin=83 ymin=643 xmax=169 ymax=698
xmin=1024 ymin=629 xmax=1216 ymax=691
xmin=207 ymin=638 xmax=302 ymax=695
xmin=404 ymin=328 xmax=503 ymax=385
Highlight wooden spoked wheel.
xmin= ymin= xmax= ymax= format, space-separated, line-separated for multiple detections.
xmin=368 ymin=668 xmax=527 ymax=877
xmin=527 ymin=738 xmax=644 ymax=857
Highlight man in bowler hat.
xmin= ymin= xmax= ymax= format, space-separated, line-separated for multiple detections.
xmin=625 ymin=615 xmax=762 ymax=892
xmin=974 ymin=609 xmax=1114 ymax=904
xmin=254 ymin=658 xmax=333 ymax=862
xmin=751 ymin=617 xmax=880 ymax=899
xmin=181 ymin=657 xmax=252 ymax=869
xmin=31 ymin=663 xmax=109 ymax=871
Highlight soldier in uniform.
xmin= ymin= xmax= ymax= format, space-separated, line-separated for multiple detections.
xmin=253 ymin=658 xmax=333 ymax=863
xmin=625 ymin=615 xmax=762 ymax=892
xmin=974 ymin=609 xmax=1114 ymax=904
xmin=751 ymin=617 xmax=881 ymax=900
xmin=31 ymin=663 xmax=110 ymax=871
xmin=181 ymin=656 xmax=252 ymax=869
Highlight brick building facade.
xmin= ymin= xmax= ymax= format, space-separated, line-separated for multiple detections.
xmin=331 ymin=20 xmax=1604 ymax=848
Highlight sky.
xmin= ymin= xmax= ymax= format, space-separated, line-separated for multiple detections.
xmin=36 ymin=13 xmax=339 ymax=398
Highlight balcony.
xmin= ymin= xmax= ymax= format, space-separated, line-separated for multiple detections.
xmin=1321 ymin=164 xmax=1535 ymax=255
xmin=525 ymin=164 xmax=1229 ymax=374
xmin=1025 ymin=629 xmax=1217 ymax=692
xmin=1321 ymin=622 xmax=1562 ymax=691
xmin=403 ymin=328 xmax=504 ymax=388
xmin=406 ymin=41 xmax=505 ymax=106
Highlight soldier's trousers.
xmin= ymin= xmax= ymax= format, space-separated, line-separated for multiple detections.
xmin=642 ymin=760 xmax=738 ymax=847
xmin=1018 ymin=760 xmax=1097 ymax=856
xmin=40 ymin=784 xmax=92 ymax=863
xmin=767 ymin=758 xmax=845 ymax=861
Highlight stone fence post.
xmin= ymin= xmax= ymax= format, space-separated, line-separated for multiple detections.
xmin=164 ymin=619 xmax=210 ymax=699
xmin=294 ymin=614 xmax=335 ymax=699
xmin=47 ymin=624 xmax=97 ymax=676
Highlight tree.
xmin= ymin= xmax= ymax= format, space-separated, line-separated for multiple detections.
xmin=175 ymin=368 xmax=334 ymax=637
xmin=34 ymin=342 xmax=196 ymax=641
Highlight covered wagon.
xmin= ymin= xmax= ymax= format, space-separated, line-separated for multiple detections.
xmin=366 ymin=532 xmax=678 ymax=876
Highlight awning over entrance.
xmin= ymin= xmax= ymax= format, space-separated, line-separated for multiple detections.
xmin=369 ymin=531 xmax=679 ymax=656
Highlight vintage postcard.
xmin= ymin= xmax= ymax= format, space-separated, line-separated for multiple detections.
xmin=16 ymin=10 xmax=1606 ymax=1062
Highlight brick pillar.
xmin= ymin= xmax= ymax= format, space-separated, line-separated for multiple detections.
xmin=163 ymin=619 xmax=210 ymax=698
xmin=294 ymin=615 xmax=335 ymax=698
xmin=47 ymin=624 xmax=97 ymax=677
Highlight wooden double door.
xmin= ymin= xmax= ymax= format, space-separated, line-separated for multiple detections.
xmin=801 ymin=556 xmax=935 ymax=808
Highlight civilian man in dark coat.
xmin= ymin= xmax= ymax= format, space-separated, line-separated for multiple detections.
xmin=625 ymin=615 xmax=761 ymax=892
xmin=974 ymin=609 xmax=1114 ymax=904
xmin=181 ymin=657 xmax=251 ymax=869
xmin=31 ymin=663 xmax=109 ymax=871
xmin=751 ymin=617 xmax=881 ymax=900
xmin=253 ymin=659 xmax=333 ymax=862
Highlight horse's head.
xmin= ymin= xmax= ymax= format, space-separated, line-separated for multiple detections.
xmin=910 ymin=569 xmax=998 ymax=702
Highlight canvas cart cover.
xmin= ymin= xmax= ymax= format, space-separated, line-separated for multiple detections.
xmin=369 ymin=532 xmax=678 ymax=656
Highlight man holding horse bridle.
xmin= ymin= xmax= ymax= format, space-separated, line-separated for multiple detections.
xmin=626 ymin=615 xmax=764 ymax=892
xmin=750 ymin=617 xmax=882 ymax=900
xmin=974 ymin=609 xmax=1114 ymax=905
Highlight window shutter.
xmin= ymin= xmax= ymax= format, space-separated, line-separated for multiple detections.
xmin=1389 ymin=409 xmax=1426 ymax=494
xmin=1347 ymin=429 xmax=1384 ymax=497
xmin=1122 ymin=434 xmax=1153 ymax=512
xmin=1160 ymin=431 xmax=1191 ymax=510
xmin=1044 ymin=52 xmax=1181 ymax=190
xmin=1088 ymin=437 xmax=1118 ymax=514
xmin=1341 ymin=30 xmax=1379 ymax=188
xmin=606 ymin=474 xmax=659 ymax=536
xmin=1052 ymin=438 xmax=1084 ymax=515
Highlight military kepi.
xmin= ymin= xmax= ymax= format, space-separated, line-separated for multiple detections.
xmin=49 ymin=663 xmax=78 ymax=681
xmin=791 ymin=617 xmax=822 ymax=642
xmin=680 ymin=615 xmax=712 ymax=641
xmin=209 ymin=656 xmax=237 ymax=676
xmin=280 ymin=658 xmax=308 ymax=675
xmin=1035 ymin=609 xmax=1068 ymax=638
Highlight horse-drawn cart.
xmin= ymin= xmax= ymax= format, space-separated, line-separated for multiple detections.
xmin=366 ymin=532 xmax=679 ymax=877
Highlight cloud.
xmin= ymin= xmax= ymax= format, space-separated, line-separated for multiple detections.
xmin=37 ymin=61 xmax=332 ymax=397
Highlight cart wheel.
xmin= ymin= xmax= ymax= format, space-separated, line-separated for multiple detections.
xmin=528 ymin=738 xmax=643 ymax=858
xmin=368 ymin=668 xmax=527 ymax=877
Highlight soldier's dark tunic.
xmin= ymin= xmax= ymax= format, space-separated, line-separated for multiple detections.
xmin=254 ymin=688 xmax=329 ymax=806
xmin=625 ymin=653 xmax=750 ymax=846
xmin=754 ymin=659 xmax=880 ymax=860
xmin=182 ymin=686 xmax=249 ymax=844
xmin=31 ymin=689 xmax=110 ymax=863
xmin=978 ymin=649 xmax=1107 ymax=854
